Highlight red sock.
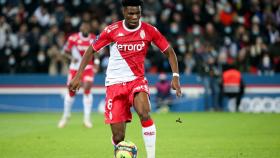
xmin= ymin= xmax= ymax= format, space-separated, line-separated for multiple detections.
xmin=84 ymin=89 xmax=91 ymax=95
xmin=69 ymin=90 xmax=76 ymax=97
xmin=141 ymin=119 xmax=154 ymax=127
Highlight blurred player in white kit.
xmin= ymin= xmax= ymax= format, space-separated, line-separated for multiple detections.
xmin=58 ymin=21 xmax=99 ymax=128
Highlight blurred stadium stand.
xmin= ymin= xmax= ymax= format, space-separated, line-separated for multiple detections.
xmin=0 ymin=0 xmax=280 ymax=74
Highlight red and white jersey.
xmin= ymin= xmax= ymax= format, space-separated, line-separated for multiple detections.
xmin=91 ymin=20 xmax=169 ymax=86
xmin=64 ymin=32 xmax=96 ymax=70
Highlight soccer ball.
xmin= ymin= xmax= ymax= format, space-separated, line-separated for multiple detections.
xmin=115 ymin=140 xmax=137 ymax=158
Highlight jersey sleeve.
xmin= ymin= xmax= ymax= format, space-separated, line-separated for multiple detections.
xmin=91 ymin=27 xmax=113 ymax=52
xmin=64 ymin=35 xmax=75 ymax=53
xmin=151 ymin=26 xmax=169 ymax=53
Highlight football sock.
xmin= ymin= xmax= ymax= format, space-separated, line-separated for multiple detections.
xmin=62 ymin=93 xmax=75 ymax=119
xmin=83 ymin=94 xmax=93 ymax=121
xmin=142 ymin=119 xmax=156 ymax=158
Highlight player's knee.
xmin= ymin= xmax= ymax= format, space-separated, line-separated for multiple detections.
xmin=69 ymin=90 xmax=76 ymax=97
xmin=113 ymin=132 xmax=125 ymax=144
xmin=138 ymin=111 xmax=150 ymax=121
xmin=84 ymin=88 xmax=91 ymax=95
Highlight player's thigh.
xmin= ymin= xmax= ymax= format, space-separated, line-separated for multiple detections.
xmin=67 ymin=70 xmax=77 ymax=85
xmin=105 ymin=85 xmax=132 ymax=124
xmin=133 ymin=92 xmax=151 ymax=117
xmin=83 ymin=81 xmax=92 ymax=90
xmin=105 ymin=98 xmax=132 ymax=123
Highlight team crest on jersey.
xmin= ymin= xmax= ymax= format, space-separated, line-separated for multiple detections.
xmin=140 ymin=30 xmax=145 ymax=39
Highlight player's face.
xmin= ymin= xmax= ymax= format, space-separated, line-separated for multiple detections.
xmin=123 ymin=6 xmax=141 ymax=29
xmin=80 ymin=23 xmax=90 ymax=37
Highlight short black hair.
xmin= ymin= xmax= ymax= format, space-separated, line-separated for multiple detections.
xmin=122 ymin=0 xmax=143 ymax=7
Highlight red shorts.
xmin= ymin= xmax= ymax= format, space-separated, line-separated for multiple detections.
xmin=104 ymin=77 xmax=150 ymax=124
xmin=67 ymin=69 xmax=94 ymax=85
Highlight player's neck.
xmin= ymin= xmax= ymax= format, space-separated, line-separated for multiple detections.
xmin=79 ymin=32 xmax=90 ymax=40
xmin=123 ymin=20 xmax=141 ymax=32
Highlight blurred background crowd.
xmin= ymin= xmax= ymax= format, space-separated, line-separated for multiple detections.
xmin=0 ymin=0 xmax=280 ymax=76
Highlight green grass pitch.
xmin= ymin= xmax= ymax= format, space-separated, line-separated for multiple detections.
xmin=0 ymin=112 xmax=280 ymax=158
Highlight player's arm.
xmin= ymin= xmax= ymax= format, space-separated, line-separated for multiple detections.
xmin=163 ymin=47 xmax=182 ymax=97
xmin=62 ymin=50 xmax=72 ymax=61
xmin=62 ymin=50 xmax=72 ymax=60
xmin=150 ymin=25 xmax=182 ymax=97
xmin=69 ymin=46 xmax=95 ymax=91
xmin=62 ymin=50 xmax=79 ymax=63
xmin=69 ymin=26 xmax=112 ymax=91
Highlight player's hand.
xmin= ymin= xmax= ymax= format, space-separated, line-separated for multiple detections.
xmin=171 ymin=76 xmax=182 ymax=97
xmin=68 ymin=76 xmax=81 ymax=92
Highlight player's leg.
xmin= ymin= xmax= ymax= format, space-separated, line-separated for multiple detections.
xmin=111 ymin=122 xmax=126 ymax=157
xmin=83 ymin=81 xmax=93 ymax=128
xmin=62 ymin=90 xmax=76 ymax=119
xmin=111 ymin=122 xmax=126 ymax=146
xmin=105 ymin=83 xmax=131 ymax=152
xmin=58 ymin=70 xmax=77 ymax=128
xmin=134 ymin=92 xmax=156 ymax=158
xmin=81 ymin=68 xmax=94 ymax=128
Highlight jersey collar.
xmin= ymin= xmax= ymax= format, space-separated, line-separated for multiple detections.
xmin=122 ymin=20 xmax=142 ymax=32
xmin=78 ymin=32 xmax=90 ymax=40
